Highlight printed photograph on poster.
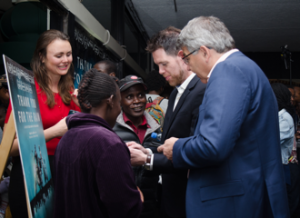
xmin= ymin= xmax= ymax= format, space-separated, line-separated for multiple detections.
xmin=2 ymin=55 xmax=53 ymax=218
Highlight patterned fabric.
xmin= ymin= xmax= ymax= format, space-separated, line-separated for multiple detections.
xmin=145 ymin=96 xmax=165 ymax=126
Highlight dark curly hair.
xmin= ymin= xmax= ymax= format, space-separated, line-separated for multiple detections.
xmin=77 ymin=68 xmax=117 ymax=113
xmin=271 ymin=83 xmax=294 ymax=117
xmin=146 ymin=26 xmax=181 ymax=56
xmin=145 ymin=70 xmax=166 ymax=94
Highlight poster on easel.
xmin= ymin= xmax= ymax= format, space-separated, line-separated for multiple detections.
xmin=2 ymin=55 xmax=53 ymax=218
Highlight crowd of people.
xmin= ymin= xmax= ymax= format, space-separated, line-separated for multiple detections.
xmin=1 ymin=14 xmax=300 ymax=218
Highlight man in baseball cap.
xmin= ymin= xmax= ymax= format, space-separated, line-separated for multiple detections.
xmin=113 ymin=75 xmax=161 ymax=218
xmin=119 ymin=75 xmax=147 ymax=92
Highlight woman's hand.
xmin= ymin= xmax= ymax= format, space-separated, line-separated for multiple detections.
xmin=71 ymin=89 xmax=79 ymax=107
xmin=44 ymin=117 xmax=68 ymax=141
xmin=6 ymin=117 xmax=68 ymax=157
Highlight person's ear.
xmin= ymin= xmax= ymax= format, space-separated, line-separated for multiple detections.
xmin=177 ymin=50 xmax=188 ymax=68
xmin=199 ymin=46 xmax=211 ymax=62
xmin=106 ymin=95 xmax=114 ymax=109
xmin=199 ymin=46 xmax=207 ymax=57
xmin=39 ymin=53 xmax=45 ymax=63
xmin=177 ymin=50 xmax=184 ymax=59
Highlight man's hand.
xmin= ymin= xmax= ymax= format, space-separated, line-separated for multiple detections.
xmin=128 ymin=147 xmax=147 ymax=166
xmin=157 ymin=137 xmax=179 ymax=161
xmin=126 ymin=141 xmax=148 ymax=154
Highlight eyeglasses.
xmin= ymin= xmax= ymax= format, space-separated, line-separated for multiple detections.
xmin=182 ymin=46 xmax=211 ymax=64
xmin=182 ymin=48 xmax=200 ymax=64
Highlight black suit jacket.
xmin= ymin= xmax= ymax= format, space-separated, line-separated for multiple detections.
xmin=152 ymin=75 xmax=206 ymax=217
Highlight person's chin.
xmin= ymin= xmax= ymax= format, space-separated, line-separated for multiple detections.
xmin=56 ymin=69 xmax=69 ymax=76
xmin=131 ymin=110 xmax=144 ymax=117
xmin=168 ymin=80 xmax=177 ymax=87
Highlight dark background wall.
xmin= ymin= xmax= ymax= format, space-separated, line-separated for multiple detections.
xmin=244 ymin=52 xmax=300 ymax=80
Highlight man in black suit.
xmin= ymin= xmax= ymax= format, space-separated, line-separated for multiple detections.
xmin=128 ymin=26 xmax=206 ymax=218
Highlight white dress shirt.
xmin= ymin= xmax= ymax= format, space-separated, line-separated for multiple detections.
xmin=207 ymin=49 xmax=239 ymax=82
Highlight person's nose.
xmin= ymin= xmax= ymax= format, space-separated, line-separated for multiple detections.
xmin=62 ymin=55 xmax=68 ymax=63
xmin=159 ymin=66 xmax=165 ymax=75
xmin=133 ymin=96 xmax=140 ymax=104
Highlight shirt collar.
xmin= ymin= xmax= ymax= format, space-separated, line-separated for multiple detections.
xmin=279 ymin=108 xmax=287 ymax=117
xmin=122 ymin=112 xmax=149 ymax=128
xmin=207 ymin=49 xmax=239 ymax=81
xmin=176 ymin=73 xmax=196 ymax=94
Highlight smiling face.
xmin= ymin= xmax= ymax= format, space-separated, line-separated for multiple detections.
xmin=152 ymin=48 xmax=186 ymax=87
xmin=121 ymin=84 xmax=147 ymax=120
xmin=42 ymin=39 xmax=72 ymax=79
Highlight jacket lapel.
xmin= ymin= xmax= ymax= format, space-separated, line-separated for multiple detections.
xmin=162 ymin=88 xmax=177 ymax=140
xmin=162 ymin=76 xmax=198 ymax=140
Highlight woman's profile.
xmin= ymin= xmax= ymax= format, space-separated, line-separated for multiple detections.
xmin=54 ymin=69 xmax=142 ymax=218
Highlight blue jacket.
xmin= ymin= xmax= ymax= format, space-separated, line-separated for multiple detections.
xmin=173 ymin=51 xmax=289 ymax=218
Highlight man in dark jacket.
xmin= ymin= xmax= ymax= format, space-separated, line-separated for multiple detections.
xmin=113 ymin=75 xmax=161 ymax=218
xmin=128 ymin=27 xmax=206 ymax=218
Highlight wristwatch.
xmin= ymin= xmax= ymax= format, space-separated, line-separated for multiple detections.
xmin=144 ymin=155 xmax=152 ymax=170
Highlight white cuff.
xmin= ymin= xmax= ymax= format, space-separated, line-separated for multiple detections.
xmin=146 ymin=148 xmax=153 ymax=155
xmin=150 ymin=154 xmax=154 ymax=171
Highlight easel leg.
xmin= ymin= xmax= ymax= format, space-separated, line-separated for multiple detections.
xmin=0 ymin=113 xmax=16 ymax=178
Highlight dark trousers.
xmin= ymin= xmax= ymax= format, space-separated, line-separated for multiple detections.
xmin=288 ymin=162 xmax=300 ymax=218
xmin=160 ymin=196 xmax=186 ymax=218
xmin=8 ymin=158 xmax=28 ymax=218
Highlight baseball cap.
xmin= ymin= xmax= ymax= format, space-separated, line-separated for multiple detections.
xmin=119 ymin=75 xmax=147 ymax=92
